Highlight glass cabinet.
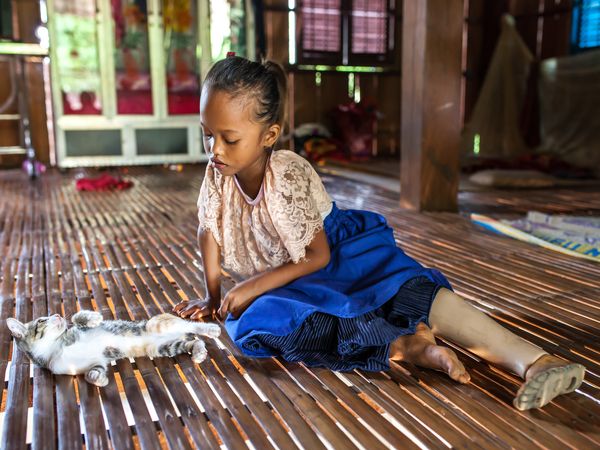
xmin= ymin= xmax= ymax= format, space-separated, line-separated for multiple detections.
xmin=48 ymin=0 xmax=252 ymax=167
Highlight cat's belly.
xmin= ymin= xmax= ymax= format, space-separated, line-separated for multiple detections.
xmin=118 ymin=336 xmax=154 ymax=357
xmin=49 ymin=348 xmax=106 ymax=375
xmin=49 ymin=332 xmax=151 ymax=374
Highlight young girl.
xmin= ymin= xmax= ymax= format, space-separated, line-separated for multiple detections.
xmin=174 ymin=56 xmax=585 ymax=411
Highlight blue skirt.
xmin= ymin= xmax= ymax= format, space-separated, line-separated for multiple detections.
xmin=225 ymin=203 xmax=451 ymax=371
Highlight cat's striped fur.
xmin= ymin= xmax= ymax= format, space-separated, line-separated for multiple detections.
xmin=6 ymin=311 xmax=220 ymax=386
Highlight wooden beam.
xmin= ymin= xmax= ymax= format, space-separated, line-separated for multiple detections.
xmin=400 ymin=0 xmax=463 ymax=212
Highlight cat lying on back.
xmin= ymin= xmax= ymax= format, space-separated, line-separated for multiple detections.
xmin=6 ymin=310 xmax=221 ymax=386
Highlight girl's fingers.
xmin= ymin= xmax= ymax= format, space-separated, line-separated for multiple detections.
xmin=178 ymin=308 xmax=191 ymax=318
xmin=217 ymin=297 xmax=228 ymax=318
xmin=175 ymin=300 xmax=221 ymax=320
xmin=174 ymin=301 xmax=195 ymax=314
xmin=217 ymin=303 xmax=227 ymax=320
xmin=180 ymin=306 xmax=199 ymax=318
xmin=174 ymin=299 xmax=208 ymax=315
xmin=190 ymin=310 xmax=207 ymax=320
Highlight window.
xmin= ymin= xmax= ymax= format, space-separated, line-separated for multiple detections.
xmin=0 ymin=1 xmax=13 ymax=39
xmin=290 ymin=0 xmax=396 ymax=66
xmin=572 ymin=0 xmax=600 ymax=50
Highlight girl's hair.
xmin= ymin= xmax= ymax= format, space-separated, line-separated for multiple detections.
xmin=203 ymin=56 xmax=287 ymax=127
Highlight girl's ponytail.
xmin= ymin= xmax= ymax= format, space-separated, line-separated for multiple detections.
xmin=262 ymin=60 xmax=288 ymax=126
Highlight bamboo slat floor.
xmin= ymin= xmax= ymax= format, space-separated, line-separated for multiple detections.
xmin=0 ymin=166 xmax=599 ymax=449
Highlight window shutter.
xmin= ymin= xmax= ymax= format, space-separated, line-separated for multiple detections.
xmin=351 ymin=0 xmax=387 ymax=54
xmin=295 ymin=0 xmax=396 ymax=66
xmin=298 ymin=0 xmax=343 ymax=64
xmin=349 ymin=0 xmax=394 ymax=65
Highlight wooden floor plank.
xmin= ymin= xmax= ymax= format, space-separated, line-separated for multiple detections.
xmin=352 ymin=370 xmax=506 ymax=449
xmin=58 ymin=224 xmax=110 ymax=450
xmin=0 ymin=202 xmax=30 ymax=450
xmin=90 ymin=206 xmax=245 ymax=449
xmin=281 ymin=360 xmax=396 ymax=450
xmin=307 ymin=367 xmax=426 ymax=449
xmin=1 ymin=168 xmax=599 ymax=449
xmin=217 ymin=331 xmax=330 ymax=450
xmin=205 ymin=341 xmax=299 ymax=449
xmin=66 ymin=205 xmax=162 ymax=450
xmin=84 ymin=231 xmax=193 ymax=450
xmin=259 ymin=359 xmax=361 ymax=449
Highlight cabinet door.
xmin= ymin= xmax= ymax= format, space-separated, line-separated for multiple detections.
xmin=162 ymin=0 xmax=201 ymax=115
xmin=53 ymin=0 xmax=103 ymax=115
xmin=136 ymin=127 xmax=188 ymax=154
xmin=111 ymin=0 xmax=154 ymax=115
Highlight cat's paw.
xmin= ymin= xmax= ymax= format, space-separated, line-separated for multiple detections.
xmin=85 ymin=367 xmax=109 ymax=387
xmin=191 ymin=340 xmax=208 ymax=363
xmin=197 ymin=323 xmax=221 ymax=339
xmin=73 ymin=310 xmax=103 ymax=328
xmin=86 ymin=312 xmax=103 ymax=328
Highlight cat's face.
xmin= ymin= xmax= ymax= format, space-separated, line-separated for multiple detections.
xmin=6 ymin=314 xmax=68 ymax=354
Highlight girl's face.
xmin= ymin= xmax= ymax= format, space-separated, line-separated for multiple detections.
xmin=200 ymin=87 xmax=280 ymax=178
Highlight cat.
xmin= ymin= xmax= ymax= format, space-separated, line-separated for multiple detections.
xmin=6 ymin=310 xmax=221 ymax=386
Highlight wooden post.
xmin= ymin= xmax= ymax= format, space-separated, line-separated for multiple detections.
xmin=400 ymin=0 xmax=463 ymax=212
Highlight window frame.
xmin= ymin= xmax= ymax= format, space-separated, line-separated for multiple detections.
xmin=293 ymin=0 xmax=397 ymax=67
xmin=296 ymin=0 xmax=344 ymax=64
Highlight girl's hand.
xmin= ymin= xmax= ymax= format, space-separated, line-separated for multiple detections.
xmin=173 ymin=298 xmax=219 ymax=320
xmin=218 ymin=281 xmax=257 ymax=319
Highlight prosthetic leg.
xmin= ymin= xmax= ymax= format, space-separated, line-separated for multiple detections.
xmin=429 ymin=288 xmax=585 ymax=410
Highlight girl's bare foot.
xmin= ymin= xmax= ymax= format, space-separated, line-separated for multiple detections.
xmin=514 ymin=354 xmax=585 ymax=410
xmin=390 ymin=323 xmax=470 ymax=384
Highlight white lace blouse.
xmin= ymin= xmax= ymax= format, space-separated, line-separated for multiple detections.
xmin=197 ymin=150 xmax=333 ymax=279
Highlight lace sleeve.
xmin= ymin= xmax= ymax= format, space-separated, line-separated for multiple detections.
xmin=197 ymin=164 xmax=222 ymax=246
xmin=265 ymin=152 xmax=327 ymax=263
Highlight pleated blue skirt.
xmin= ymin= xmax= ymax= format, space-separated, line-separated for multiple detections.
xmin=225 ymin=203 xmax=451 ymax=371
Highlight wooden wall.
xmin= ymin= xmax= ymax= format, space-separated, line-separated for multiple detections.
xmin=264 ymin=0 xmax=402 ymax=156
xmin=0 ymin=0 xmax=50 ymax=169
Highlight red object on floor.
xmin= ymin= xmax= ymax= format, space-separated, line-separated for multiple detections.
xmin=76 ymin=174 xmax=133 ymax=191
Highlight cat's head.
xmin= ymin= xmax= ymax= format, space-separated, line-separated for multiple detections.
xmin=6 ymin=315 xmax=68 ymax=363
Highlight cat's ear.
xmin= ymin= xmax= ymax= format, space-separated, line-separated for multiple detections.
xmin=6 ymin=318 xmax=27 ymax=339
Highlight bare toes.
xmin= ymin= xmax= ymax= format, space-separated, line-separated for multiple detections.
xmin=426 ymin=345 xmax=470 ymax=384
xmin=449 ymin=360 xmax=471 ymax=384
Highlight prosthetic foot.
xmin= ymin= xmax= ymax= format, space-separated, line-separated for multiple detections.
xmin=429 ymin=288 xmax=585 ymax=409
xmin=514 ymin=355 xmax=585 ymax=410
